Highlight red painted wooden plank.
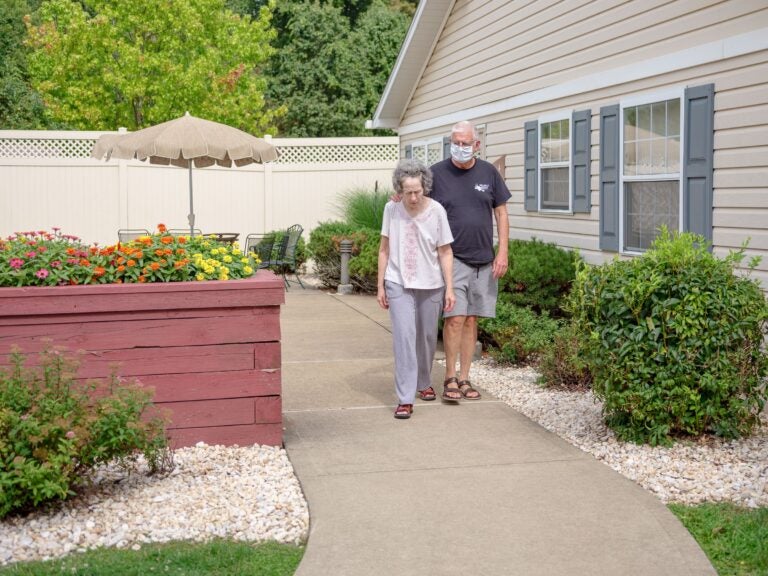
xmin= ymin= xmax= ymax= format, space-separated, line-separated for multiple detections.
xmin=0 ymin=343 xmax=259 ymax=378
xmin=168 ymin=422 xmax=283 ymax=448
xmin=0 ymin=311 xmax=281 ymax=354
xmin=0 ymin=273 xmax=285 ymax=317
xmin=161 ymin=396 xmax=281 ymax=429
xmin=0 ymin=305 xmax=279 ymax=327
xmin=137 ymin=369 xmax=281 ymax=403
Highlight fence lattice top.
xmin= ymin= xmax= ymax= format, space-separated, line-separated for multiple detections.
xmin=0 ymin=135 xmax=398 ymax=164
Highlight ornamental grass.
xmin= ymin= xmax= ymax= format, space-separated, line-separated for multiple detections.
xmin=0 ymin=224 xmax=259 ymax=287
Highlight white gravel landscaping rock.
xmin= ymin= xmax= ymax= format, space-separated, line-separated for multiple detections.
xmin=464 ymin=358 xmax=768 ymax=508
xmin=0 ymin=443 xmax=309 ymax=566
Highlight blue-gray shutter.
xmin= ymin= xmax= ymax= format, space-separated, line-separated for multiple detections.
xmin=572 ymin=109 xmax=591 ymax=213
xmin=524 ymin=120 xmax=538 ymax=212
xmin=442 ymin=136 xmax=451 ymax=160
xmin=683 ymin=83 xmax=714 ymax=244
xmin=599 ymin=105 xmax=620 ymax=251
xmin=404 ymin=144 xmax=412 ymax=159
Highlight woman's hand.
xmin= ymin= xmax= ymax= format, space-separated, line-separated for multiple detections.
xmin=377 ymin=286 xmax=389 ymax=309
xmin=444 ymin=288 xmax=456 ymax=313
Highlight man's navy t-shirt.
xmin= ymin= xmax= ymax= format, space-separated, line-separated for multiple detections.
xmin=430 ymin=158 xmax=511 ymax=266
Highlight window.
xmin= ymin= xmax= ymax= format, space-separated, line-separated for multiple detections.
xmin=599 ymin=84 xmax=714 ymax=253
xmin=539 ymin=115 xmax=571 ymax=211
xmin=621 ymin=93 xmax=682 ymax=252
xmin=408 ymin=139 xmax=443 ymax=165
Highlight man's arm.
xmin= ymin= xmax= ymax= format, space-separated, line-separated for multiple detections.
xmin=492 ymin=204 xmax=509 ymax=279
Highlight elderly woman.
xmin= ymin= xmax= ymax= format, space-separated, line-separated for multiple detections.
xmin=377 ymin=158 xmax=456 ymax=419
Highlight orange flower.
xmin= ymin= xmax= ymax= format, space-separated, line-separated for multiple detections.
xmin=175 ymin=248 xmax=186 ymax=255
xmin=159 ymin=259 xmax=167 ymax=266
xmin=113 ymin=279 xmax=123 ymax=284
xmin=127 ymin=259 xmax=136 ymax=267
xmin=160 ymin=236 xmax=173 ymax=245
xmin=79 ymin=258 xmax=90 ymax=266
xmin=174 ymin=261 xmax=185 ymax=269
xmin=93 ymin=267 xmax=106 ymax=277
xmin=164 ymin=248 xmax=172 ymax=256
xmin=117 ymin=256 xmax=126 ymax=265
xmin=178 ymin=237 xmax=187 ymax=244
xmin=138 ymin=275 xmax=147 ymax=283
xmin=66 ymin=247 xmax=76 ymax=255
xmin=155 ymin=249 xmax=165 ymax=256
xmin=117 ymin=265 xmax=126 ymax=272
xmin=158 ymin=223 xmax=167 ymax=233
xmin=150 ymin=262 xmax=160 ymax=271
xmin=140 ymin=237 xmax=152 ymax=246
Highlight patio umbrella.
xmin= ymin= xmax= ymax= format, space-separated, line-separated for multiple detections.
xmin=91 ymin=112 xmax=279 ymax=236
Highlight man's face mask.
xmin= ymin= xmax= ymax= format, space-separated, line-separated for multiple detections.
xmin=450 ymin=142 xmax=474 ymax=163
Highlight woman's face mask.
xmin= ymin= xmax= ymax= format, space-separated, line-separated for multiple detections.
xmin=450 ymin=142 xmax=474 ymax=163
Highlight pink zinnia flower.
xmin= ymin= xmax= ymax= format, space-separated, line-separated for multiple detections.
xmin=51 ymin=260 xmax=62 ymax=268
xmin=35 ymin=268 xmax=49 ymax=279
xmin=65 ymin=431 xmax=75 ymax=439
xmin=25 ymin=251 xmax=37 ymax=258
xmin=9 ymin=258 xmax=24 ymax=269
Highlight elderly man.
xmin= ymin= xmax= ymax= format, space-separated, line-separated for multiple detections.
xmin=430 ymin=121 xmax=510 ymax=401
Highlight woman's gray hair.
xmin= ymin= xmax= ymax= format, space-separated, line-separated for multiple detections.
xmin=392 ymin=158 xmax=433 ymax=196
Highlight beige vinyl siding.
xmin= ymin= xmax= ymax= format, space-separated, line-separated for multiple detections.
xmin=400 ymin=48 xmax=768 ymax=288
xmin=403 ymin=0 xmax=768 ymax=125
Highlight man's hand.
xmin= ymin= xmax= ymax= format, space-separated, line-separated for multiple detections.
xmin=390 ymin=193 xmax=402 ymax=203
xmin=492 ymin=253 xmax=508 ymax=279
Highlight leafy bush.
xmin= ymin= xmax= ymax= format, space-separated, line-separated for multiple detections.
xmin=537 ymin=321 xmax=593 ymax=390
xmin=570 ymin=229 xmax=768 ymax=445
xmin=306 ymin=221 xmax=375 ymax=289
xmin=479 ymin=302 xmax=561 ymax=364
xmin=334 ymin=187 xmax=390 ymax=231
xmin=348 ymin=231 xmax=380 ymax=292
xmin=498 ymin=238 xmax=579 ymax=316
xmin=0 ymin=348 xmax=171 ymax=518
xmin=0 ymin=225 xmax=257 ymax=286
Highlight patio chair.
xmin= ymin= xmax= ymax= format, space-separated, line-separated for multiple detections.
xmin=273 ymin=224 xmax=305 ymax=289
xmin=167 ymin=228 xmax=202 ymax=237
xmin=117 ymin=228 xmax=150 ymax=243
xmin=244 ymin=234 xmax=276 ymax=269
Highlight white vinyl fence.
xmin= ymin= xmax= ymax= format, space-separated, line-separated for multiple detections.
xmin=0 ymin=131 xmax=399 ymax=246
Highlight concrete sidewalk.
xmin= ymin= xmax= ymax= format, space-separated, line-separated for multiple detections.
xmin=280 ymin=288 xmax=716 ymax=576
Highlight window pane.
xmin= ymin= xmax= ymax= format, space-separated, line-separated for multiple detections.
xmin=650 ymin=138 xmax=666 ymax=173
xmin=651 ymin=102 xmax=666 ymax=137
xmin=668 ymin=99 xmax=680 ymax=137
xmin=624 ymin=107 xmax=637 ymax=141
xmin=624 ymin=141 xmax=637 ymax=176
xmin=541 ymin=119 xmax=570 ymax=164
xmin=542 ymin=167 xmax=569 ymax=210
xmin=637 ymin=140 xmax=651 ymax=175
xmin=638 ymin=105 xmax=651 ymax=137
xmin=427 ymin=142 xmax=442 ymax=165
xmin=668 ymin=136 xmax=680 ymax=172
xmin=624 ymin=180 xmax=679 ymax=251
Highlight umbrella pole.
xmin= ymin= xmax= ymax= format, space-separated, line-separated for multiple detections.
xmin=187 ymin=163 xmax=195 ymax=236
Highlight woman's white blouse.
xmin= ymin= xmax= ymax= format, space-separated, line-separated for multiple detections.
xmin=381 ymin=198 xmax=453 ymax=289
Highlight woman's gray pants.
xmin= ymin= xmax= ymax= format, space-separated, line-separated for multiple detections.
xmin=384 ymin=280 xmax=444 ymax=404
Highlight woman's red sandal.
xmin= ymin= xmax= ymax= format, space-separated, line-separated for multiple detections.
xmin=417 ymin=386 xmax=436 ymax=401
xmin=394 ymin=404 xmax=413 ymax=419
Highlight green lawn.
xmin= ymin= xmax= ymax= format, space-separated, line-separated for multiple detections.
xmin=0 ymin=540 xmax=304 ymax=576
xmin=670 ymin=503 xmax=768 ymax=575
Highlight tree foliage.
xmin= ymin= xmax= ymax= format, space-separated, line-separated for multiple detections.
xmin=0 ymin=0 xmax=48 ymax=129
xmin=25 ymin=0 xmax=284 ymax=132
xmin=264 ymin=0 xmax=409 ymax=136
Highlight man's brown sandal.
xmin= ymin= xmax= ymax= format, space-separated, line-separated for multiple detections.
xmin=394 ymin=404 xmax=413 ymax=419
xmin=458 ymin=380 xmax=481 ymax=400
xmin=417 ymin=386 xmax=436 ymax=401
xmin=442 ymin=377 xmax=462 ymax=402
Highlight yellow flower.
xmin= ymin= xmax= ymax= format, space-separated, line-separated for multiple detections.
xmin=204 ymin=266 xmax=214 ymax=274
xmin=196 ymin=273 xmax=206 ymax=281
xmin=240 ymin=257 xmax=249 ymax=264
xmin=244 ymin=266 xmax=253 ymax=275
xmin=223 ymin=255 xmax=232 ymax=263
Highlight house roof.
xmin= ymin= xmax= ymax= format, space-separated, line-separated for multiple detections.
xmin=365 ymin=0 xmax=454 ymax=131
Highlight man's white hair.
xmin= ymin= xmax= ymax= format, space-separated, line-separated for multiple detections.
xmin=451 ymin=120 xmax=479 ymax=141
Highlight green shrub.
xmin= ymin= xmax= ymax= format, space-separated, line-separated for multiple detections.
xmin=348 ymin=231 xmax=380 ymax=292
xmin=498 ymin=238 xmax=579 ymax=316
xmin=334 ymin=187 xmax=389 ymax=231
xmin=537 ymin=321 xmax=593 ymax=390
xmin=479 ymin=302 xmax=561 ymax=364
xmin=570 ymin=229 xmax=768 ymax=445
xmin=307 ymin=221 xmax=375 ymax=290
xmin=0 ymin=348 xmax=171 ymax=518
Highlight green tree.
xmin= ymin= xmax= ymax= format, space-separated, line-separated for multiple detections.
xmin=0 ymin=0 xmax=48 ymax=129
xmin=264 ymin=0 xmax=408 ymax=136
xmin=25 ymin=0 xmax=284 ymax=132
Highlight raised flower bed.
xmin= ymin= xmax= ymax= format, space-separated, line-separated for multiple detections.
xmin=0 ymin=229 xmax=285 ymax=448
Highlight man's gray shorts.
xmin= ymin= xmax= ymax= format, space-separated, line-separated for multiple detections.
xmin=444 ymin=257 xmax=498 ymax=318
